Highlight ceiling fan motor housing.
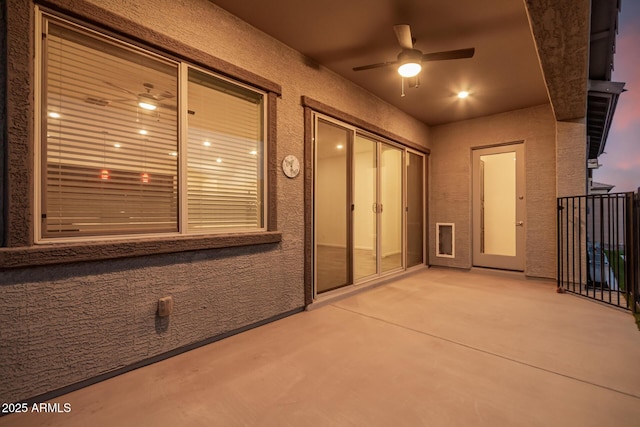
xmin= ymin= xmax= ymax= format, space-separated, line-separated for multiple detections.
xmin=397 ymin=49 xmax=423 ymax=64
xmin=139 ymin=92 xmax=157 ymax=102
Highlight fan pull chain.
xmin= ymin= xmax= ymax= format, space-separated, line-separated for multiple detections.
xmin=401 ymin=77 xmax=405 ymax=97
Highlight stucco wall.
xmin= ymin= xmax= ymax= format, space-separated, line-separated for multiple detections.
xmin=429 ymin=104 xmax=556 ymax=278
xmin=0 ymin=0 xmax=430 ymax=403
xmin=556 ymin=119 xmax=587 ymax=197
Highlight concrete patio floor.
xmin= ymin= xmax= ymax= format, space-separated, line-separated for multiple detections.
xmin=3 ymin=267 xmax=640 ymax=426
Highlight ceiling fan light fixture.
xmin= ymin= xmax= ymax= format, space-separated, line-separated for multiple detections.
xmin=397 ymin=49 xmax=423 ymax=78
xmin=138 ymin=93 xmax=158 ymax=111
xmin=138 ymin=101 xmax=157 ymax=111
xmin=398 ymin=62 xmax=422 ymax=78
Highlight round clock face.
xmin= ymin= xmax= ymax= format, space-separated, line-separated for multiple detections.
xmin=282 ymin=155 xmax=300 ymax=178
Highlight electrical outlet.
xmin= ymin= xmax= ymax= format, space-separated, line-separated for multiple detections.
xmin=158 ymin=296 xmax=174 ymax=317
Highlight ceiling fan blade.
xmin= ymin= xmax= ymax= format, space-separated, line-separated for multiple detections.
xmin=421 ymin=47 xmax=475 ymax=62
xmin=159 ymin=103 xmax=177 ymax=111
xmin=352 ymin=60 xmax=399 ymax=72
xmin=102 ymin=81 xmax=137 ymax=96
xmin=393 ymin=24 xmax=414 ymax=50
xmin=158 ymin=91 xmax=175 ymax=100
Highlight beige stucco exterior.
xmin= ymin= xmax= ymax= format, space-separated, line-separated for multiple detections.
xmin=0 ymin=0 xmax=431 ymax=403
xmin=0 ymin=0 xmax=592 ymax=405
xmin=556 ymin=119 xmax=588 ymax=198
xmin=429 ymin=104 xmax=557 ymax=279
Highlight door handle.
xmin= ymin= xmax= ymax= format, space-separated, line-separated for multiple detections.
xmin=371 ymin=203 xmax=384 ymax=213
xmin=515 ymin=221 xmax=524 ymax=226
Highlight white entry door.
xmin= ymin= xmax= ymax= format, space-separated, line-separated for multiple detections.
xmin=472 ymin=144 xmax=525 ymax=271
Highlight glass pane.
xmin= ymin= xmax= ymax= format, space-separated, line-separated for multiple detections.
xmin=187 ymin=68 xmax=264 ymax=232
xmin=43 ymin=19 xmax=178 ymax=238
xmin=380 ymin=144 xmax=403 ymax=272
xmin=480 ymin=151 xmax=516 ymax=256
xmin=315 ymin=119 xmax=350 ymax=293
xmin=407 ymin=152 xmax=424 ymax=267
xmin=354 ymin=135 xmax=377 ymax=281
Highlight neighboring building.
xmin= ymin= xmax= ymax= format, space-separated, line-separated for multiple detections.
xmin=590 ymin=181 xmax=615 ymax=194
xmin=587 ymin=0 xmax=626 ymax=182
xmin=0 ymin=0 xmax=622 ymax=404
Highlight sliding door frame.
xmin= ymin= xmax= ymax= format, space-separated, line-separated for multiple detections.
xmin=313 ymin=114 xmax=356 ymax=295
xmin=302 ymin=97 xmax=430 ymax=304
xmin=405 ymin=148 xmax=427 ymax=271
xmin=353 ymin=130 xmax=406 ymax=283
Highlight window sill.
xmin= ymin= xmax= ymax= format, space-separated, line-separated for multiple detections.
xmin=0 ymin=231 xmax=282 ymax=269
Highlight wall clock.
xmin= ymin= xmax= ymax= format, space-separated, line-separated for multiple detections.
xmin=282 ymin=154 xmax=300 ymax=178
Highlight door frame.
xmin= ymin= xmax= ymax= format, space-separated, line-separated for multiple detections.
xmin=372 ymin=135 xmax=405 ymax=278
xmin=303 ymin=101 xmax=430 ymax=304
xmin=352 ymin=131 xmax=379 ymax=283
xmin=311 ymin=113 xmax=422 ymax=298
xmin=472 ymin=142 xmax=525 ymax=271
xmin=312 ymin=114 xmax=355 ymax=296
xmin=405 ymin=148 xmax=427 ymax=270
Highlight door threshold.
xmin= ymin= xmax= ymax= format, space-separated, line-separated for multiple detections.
xmin=471 ymin=266 xmax=525 ymax=277
xmin=307 ymin=266 xmax=429 ymax=311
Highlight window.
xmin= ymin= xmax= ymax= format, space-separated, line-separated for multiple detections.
xmin=187 ymin=69 xmax=264 ymax=232
xmin=38 ymin=13 xmax=266 ymax=241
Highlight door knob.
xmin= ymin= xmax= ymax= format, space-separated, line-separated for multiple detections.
xmin=515 ymin=221 xmax=524 ymax=226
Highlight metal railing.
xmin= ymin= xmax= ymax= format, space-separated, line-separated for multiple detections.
xmin=557 ymin=191 xmax=638 ymax=312
xmin=633 ymin=190 xmax=640 ymax=312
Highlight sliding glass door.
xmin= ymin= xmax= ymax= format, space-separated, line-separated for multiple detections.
xmin=314 ymin=114 xmax=425 ymax=296
xmin=315 ymin=118 xmax=350 ymax=293
xmin=380 ymin=143 xmax=403 ymax=273
xmin=353 ymin=135 xmax=377 ymax=281
xmin=406 ymin=150 xmax=425 ymax=268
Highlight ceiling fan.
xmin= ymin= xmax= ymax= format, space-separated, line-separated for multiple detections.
xmin=86 ymin=81 xmax=176 ymax=111
xmin=353 ymin=24 xmax=475 ymax=83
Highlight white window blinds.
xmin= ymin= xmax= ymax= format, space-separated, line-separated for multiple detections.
xmin=187 ymin=69 xmax=264 ymax=232
xmin=39 ymin=14 xmax=267 ymax=240
xmin=44 ymin=20 xmax=179 ymax=237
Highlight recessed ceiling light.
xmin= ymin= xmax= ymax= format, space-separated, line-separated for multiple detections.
xmin=250 ymin=150 xmax=258 ymax=155
xmin=139 ymin=130 xmax=148 ymax=135
xmin=216 ymin=158 xmax=222 ymax=163
xmin=48 ymin=112 xmax=61 ymax=119
xmin=457 ymin=91 xmax=469 ymax=99
xmin=337 ymin=144 xmax=343 ymax=149
xmin=114 ymin=143 xmax=121 ymax=148
xmin=203 ymin=141 xmax=211 ymax=147
xmin=168 ymin=151 xmax=178 ymax=157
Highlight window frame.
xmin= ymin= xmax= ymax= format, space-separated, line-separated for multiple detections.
xmin=35 ymin=9 xmax=271 ymax=244
xmin=183 ymin=63 xmax=268 ymax=235
xmin=0 ymin=5 xmax=281 ymax=269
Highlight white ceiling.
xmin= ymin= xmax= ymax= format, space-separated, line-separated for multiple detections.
xmin=209 ymin=0 xmax=550 ymax=126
